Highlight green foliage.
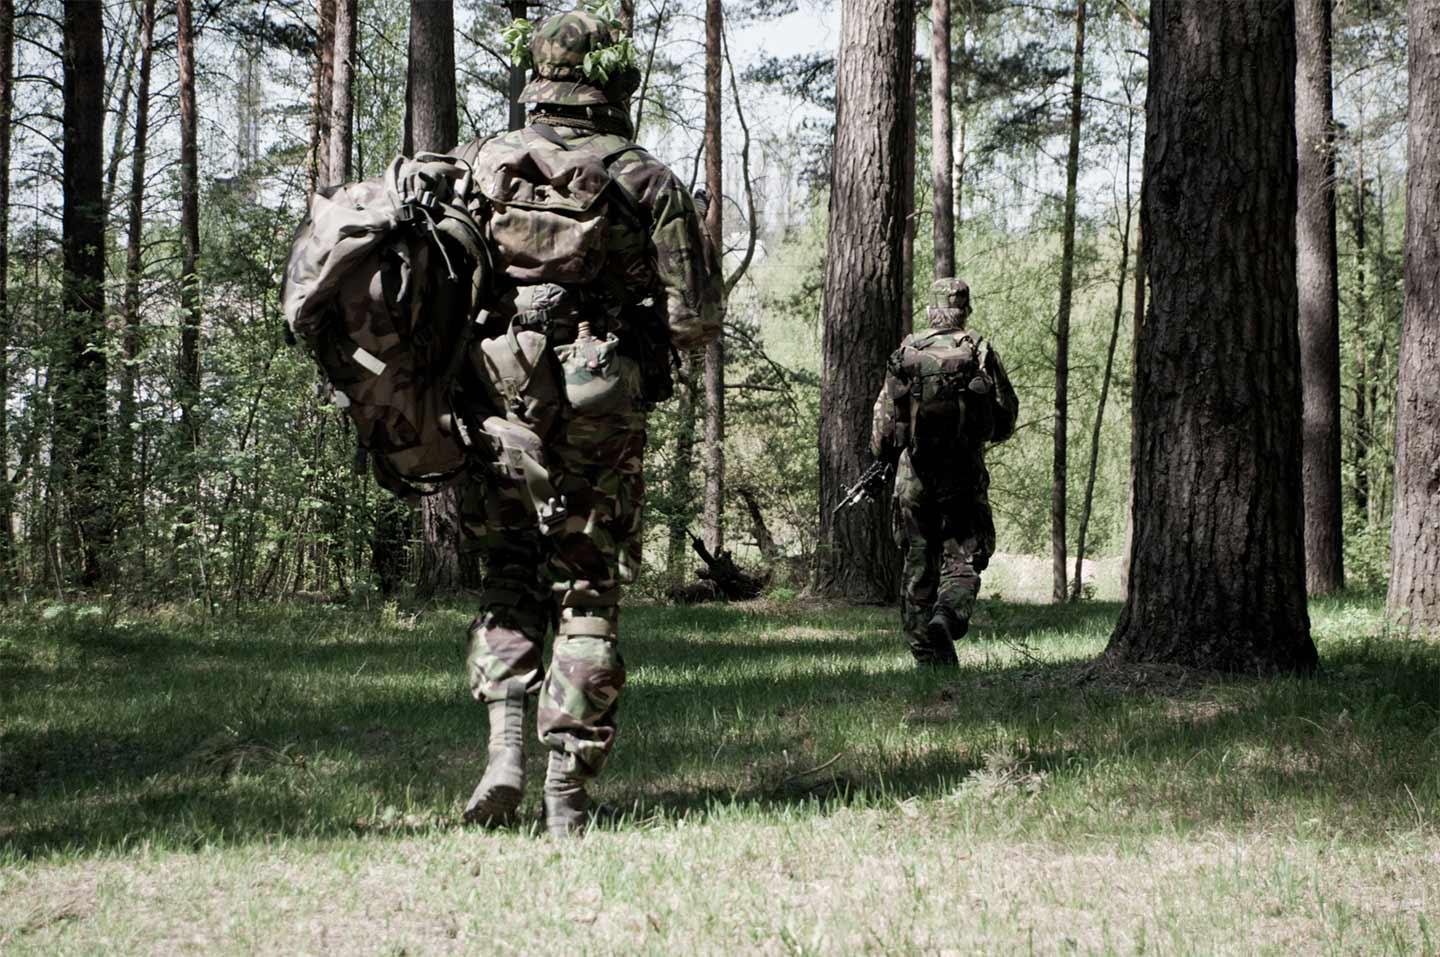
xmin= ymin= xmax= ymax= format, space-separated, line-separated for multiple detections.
xmin=581 ymin=34 xmax=637 ymax=85
xmin=501 ymin=17 xmax=533 ymax=68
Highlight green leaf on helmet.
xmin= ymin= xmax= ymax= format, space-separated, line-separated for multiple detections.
xmin=501 ymin=17 xmax=533 ymax=68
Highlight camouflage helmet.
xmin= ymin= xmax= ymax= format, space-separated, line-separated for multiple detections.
xmin=520 ymin=10 xmax=640 ymax=108
xmin=928 ymin=278 xmax=971 ymax=327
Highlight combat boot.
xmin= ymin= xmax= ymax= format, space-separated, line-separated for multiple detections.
xmin=918 ymin=607 xmax=965 ymax=668
xmin=543 ymin=751 xmax=596 ymax=838
xmin=463 ymin=679 xmax=527 ymax=825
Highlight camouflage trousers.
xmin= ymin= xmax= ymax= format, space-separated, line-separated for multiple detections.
xmin=892 ymin=461 xmax=996 ymax=663
xmin=460 ymin=398 xmax=647 ymax=780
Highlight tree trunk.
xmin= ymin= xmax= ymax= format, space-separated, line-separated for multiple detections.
xmin=329 ymin=0 xmax=357 ymax=183
xmin=1387 ymin=0 xmax=1440 ymax=632
xmin=814 ymin=0 xmax=913 ymax=602
xmin=0 ymin=0 xmax=13 ymax=579
xmin=1120 ymin=220 xmax=1144 ymax=600
xmin=0 ymin=0 xmax=18 ymax=582
xmin=175 ymin=0 xmax=202 ymax=570
xmin=117 ymin=0 xmax=155 ymax=549
xmin=1106 ymin=0 xmax=1316 ymax=673
xmin=702 ymin=0 xmax=725 ymax=554
xmin=930 ymin=0 xmax=954 ymax=279
xmin=1349 ymin=169 xmax=1371 ymax=515
xmin=666 ymin=354 xmax=701 ymax=584
xmin=899 ymin=40 xmax=916 ymax=336
xmin=61 ymin=0 xmax=109 ymax=584
xmin=311 ymin=0 xmax=336 ymax=188
xmin=1074 ymin=101 xmax=1135 ymax=602
xmin=102 ymin=4 xmax=139 ymax=216
xmin=1296 ymin=0 xmax=1344 ymax=595
xmin=406 ymin=0 xmax=463 ymax=595
xmin=507 ymin=0 xmax=527 ymax=131
xmin=1051 ymin=0 xmax=1086 ymax=603
xmin=405 ymin=0 xmax=457 ymax=155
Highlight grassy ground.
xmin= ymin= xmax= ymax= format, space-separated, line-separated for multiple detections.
xmin=1 ymin=585 xmax=1437 ymax=954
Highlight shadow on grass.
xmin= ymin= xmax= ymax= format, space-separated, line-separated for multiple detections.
xmin=1 ymin=597 xmax=1436 ymax=858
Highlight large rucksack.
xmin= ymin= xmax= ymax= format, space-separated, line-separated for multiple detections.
xmin=893 ymin=327 xmax=996 ymax=466
xmin=281 ymin=153 xmax=494 ymax=499
xmin=473 ymin=125 xmax=644 ymax=285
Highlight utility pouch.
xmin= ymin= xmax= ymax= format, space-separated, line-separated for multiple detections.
xmin=556 ymin=323 xmax=641 ymax=416
xmin=473 ymin=319 xmax=566 ymax=437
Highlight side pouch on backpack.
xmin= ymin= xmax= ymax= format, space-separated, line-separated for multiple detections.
xmin=474 ymin=323 xmax=566 ymax=437
xmin=555 ymin=327 xmax=642 ymax=417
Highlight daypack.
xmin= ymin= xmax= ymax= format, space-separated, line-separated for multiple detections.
xmin=474 ymin=125 xmax=644 ymax=285
xmin=893 ymin=327 xmax=996 ymax=465
xmin=281 ymin=153 xmax=494 ymax=499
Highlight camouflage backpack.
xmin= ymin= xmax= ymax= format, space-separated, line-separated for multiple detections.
xmin=281 ymin=153 xmax=494 ymax=499
xmin=892 ymin=327 xmax=996 ymax=465
xmin=473 ymin=124 xmax=643 ymax=285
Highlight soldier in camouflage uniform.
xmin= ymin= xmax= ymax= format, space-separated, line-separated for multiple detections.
xmin=871 ymin=279 xmax=1018 ymax=667
xmin=452 ymin=10 xmax=723 ymax=835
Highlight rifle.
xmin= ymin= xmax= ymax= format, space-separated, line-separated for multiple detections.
xmin=833 ymin=461 xmax=893 ymax=515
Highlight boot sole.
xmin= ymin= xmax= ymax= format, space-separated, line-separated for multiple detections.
xmin=463 ymin=783 xmax=522 ymax=826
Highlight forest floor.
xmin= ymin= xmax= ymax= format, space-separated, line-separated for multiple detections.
xmin=1 ymin=584 xmax=1437 ymax=954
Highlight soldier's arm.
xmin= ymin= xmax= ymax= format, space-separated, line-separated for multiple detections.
xmin=637 ymin=170 xmax=725 ymax=352
xmin=985 ymin=345 xmax=1019 ymax=444
xmin=870 ymin=351 xmax=910 ymax=464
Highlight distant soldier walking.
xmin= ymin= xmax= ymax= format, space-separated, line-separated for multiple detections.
xmin=870 ymin=279 xmax=1018 ymax=667
xmin=454 ymin=10 xmax=723 ymax=834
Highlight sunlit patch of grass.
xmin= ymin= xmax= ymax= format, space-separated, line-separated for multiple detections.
xmin=0 ymin=591 xmax=1436 ymax=953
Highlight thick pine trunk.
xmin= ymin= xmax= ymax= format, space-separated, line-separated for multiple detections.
xmin=0 ymin=0 xmax=13 ymax=578
xmin=1051 ymin=0 xmax=1085 ymax=603
xmin=1387 ymin=0 xmax=1440 ymax=632
xmin=814 ymin=0 xmax=913 ymax=602
xmin=311 ymin=0 xmax=336 ymax=188
xmin=61 ymin=0 xmax=109 ymax=584
xmin=175 ymin=0 xmax=202 ymax=572
xmin=900 ymin=41 xmax=916 ymax=336
xmin=117 ymin=0 xmax=155 ymax=545
xmin=930 ymin=0 xmax=953 ymax=279
xmin=1106 ymin=0 xmax=1316 ymax=673
xmin=405 ymin=0 xmax=464 ymax=595
xmin=405 ymin=0 xmax=457 ymax=156
xmin=329 ymin=0 xmax=357 ymax=182
xmin=1296 ymin=0 xmax=1344 ymax=595
xmin=702 ymin=0 xmax=724 ymax=554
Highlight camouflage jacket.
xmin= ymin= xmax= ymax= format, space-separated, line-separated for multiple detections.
xmin=454 ymin=124 xmax=724 ymax=353
xmin=870 ymin=325 xmax=1019 ymax=491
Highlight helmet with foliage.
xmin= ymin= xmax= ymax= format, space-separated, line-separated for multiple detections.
xmin=506 ymin=6 xmax=641 ymax=108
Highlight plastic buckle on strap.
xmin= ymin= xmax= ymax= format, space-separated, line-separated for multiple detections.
xmin=538 ymin=495 xmax=568 ymax=536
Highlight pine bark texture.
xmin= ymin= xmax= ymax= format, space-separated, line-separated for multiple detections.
xmin=1387 ymin=0 xmax=1440 ymax=632
xmin=930 ymin=0 xmax=954 ymax=278
xmin=1051 ymin=0 xmax=1085 ymax=602
xmin=1106 ymin=0 xmax=1316 ymax=673
xmin=61 ymin=0 xmax=109 ymax=583
xmin=1296 ymin=0 xmax=1344 ymax=594
xmin=815 ymin=0 xmax=913 ymax=602
xmin=0 ymin=0 xmax=13 ymax=574
xmin=702 ymin=0 xmax=725 ymax=554
xmin=406 ymin=0 xmax=463 ymax=594
xmin=406 ymin=0 xmax=457 ymax=155
xmin=177 ymin=0 xmax=201 ymax=469
xmin=329 ymin=0 xmax=357 ymax=182
xmin=312 ymin=0 xmax=336 ymax=187
xmin=118 ymin=0 xmax=155 ymax=523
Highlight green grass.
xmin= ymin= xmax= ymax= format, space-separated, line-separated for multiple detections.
xmin=1 ymin=590 xmax=1437 ymax=953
